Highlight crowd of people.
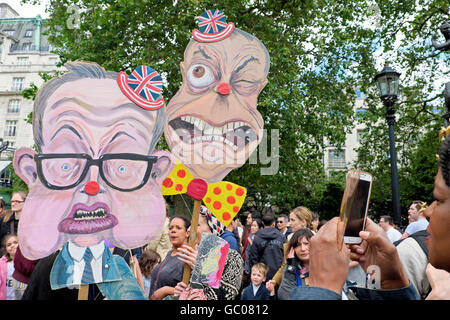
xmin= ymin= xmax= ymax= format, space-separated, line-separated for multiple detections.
xmin=1 ymin=135 xmax=450 ymax=300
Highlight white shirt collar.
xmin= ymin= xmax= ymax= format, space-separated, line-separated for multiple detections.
xmin=67 ymin=241 xmax=105 ymax=262
xmin=252 ymin=284 xmax=261 ymax=295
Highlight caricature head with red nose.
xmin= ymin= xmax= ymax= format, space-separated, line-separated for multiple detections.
xmin=13 ymin=61 xmax=173 ymax=259
xmin=165 ymin=17 xmax=270 ymax=183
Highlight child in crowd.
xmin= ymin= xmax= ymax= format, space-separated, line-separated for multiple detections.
xmin=241 ymin=263 xmax=275 ymax=300
xmin=139 ymin=248 xmax=161 ymax=298
xmin=0 ymin=234 xmax=18 ymax=300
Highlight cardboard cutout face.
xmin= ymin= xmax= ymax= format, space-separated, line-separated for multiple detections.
xmin=165 ymin=28 xmax=269 ymax=183
xmin=14 ymin=62 xmax=173 ymax=260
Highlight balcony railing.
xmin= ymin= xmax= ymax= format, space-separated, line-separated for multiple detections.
xmin=328 ymin=159 xmax=346 ymax=168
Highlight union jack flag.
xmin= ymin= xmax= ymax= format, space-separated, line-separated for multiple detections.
xmin=117 ymin=65 xmax=165 ymax=110
xmin=192 ymin=9 xmax=235 ymax=43
xmin=197 ymin=9 xmax=228 ymax=34
xmin=128 ymin=66 xmax=162 ymax=101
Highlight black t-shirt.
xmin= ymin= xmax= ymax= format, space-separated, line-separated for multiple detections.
xmin=148 ymin=250 xmax=184 ymax=298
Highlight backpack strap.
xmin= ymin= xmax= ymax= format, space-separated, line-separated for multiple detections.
xmin=394 ymin=229 xmax=429 ymax=257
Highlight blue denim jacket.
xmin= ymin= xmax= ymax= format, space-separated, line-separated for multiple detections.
xmin=290 ymin=282 xmax=420 ymax=300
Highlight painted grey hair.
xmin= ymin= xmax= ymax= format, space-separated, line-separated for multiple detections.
xmin=33 ymin=61 xmax=165 ymax=154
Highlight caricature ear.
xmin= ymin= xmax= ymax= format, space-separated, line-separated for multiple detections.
xmin=150 ymin=150 xmax=175 ymax=185
xmin=13 ymin=147 xmax=38 ymax=187
xmin=259 ymin=78 xmax=268 ymax=94
xmin=180 ymin=61 xmax=187 ymax=83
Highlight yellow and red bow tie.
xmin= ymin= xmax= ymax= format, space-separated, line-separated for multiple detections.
xmin=161 ymin=162 xmax=246 ymax=226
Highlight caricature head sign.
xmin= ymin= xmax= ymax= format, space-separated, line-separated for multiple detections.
xmin=14 ymin=61 xmax=174 ymax=262
xmin=164 ymin=9 xmax=270 ymax=183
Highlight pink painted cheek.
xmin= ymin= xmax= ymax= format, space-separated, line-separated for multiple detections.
xmin=109 ymin=192 xmax=165 ymax=249
xmin=19 ymin=188 xmax=71 ymax=260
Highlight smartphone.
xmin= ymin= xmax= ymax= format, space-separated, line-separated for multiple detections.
xmin=339 ymin=170 xmax=373 ymax=244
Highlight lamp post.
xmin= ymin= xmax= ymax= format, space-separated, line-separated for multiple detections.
xmin=374 ymin=62 xmax=402 ymax=227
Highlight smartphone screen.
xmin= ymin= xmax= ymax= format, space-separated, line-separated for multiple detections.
xmin=340 ymin=171 xmax=372 ymax=238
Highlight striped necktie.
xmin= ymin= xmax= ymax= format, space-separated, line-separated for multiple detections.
xmin=81 ymin=248 xmax=95 ymax=284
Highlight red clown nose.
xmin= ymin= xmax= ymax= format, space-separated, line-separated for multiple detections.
xmin=85 ymin=181 xmax=100 ymax=195
xmin=217 ymin=83 xmax=231 ymax=96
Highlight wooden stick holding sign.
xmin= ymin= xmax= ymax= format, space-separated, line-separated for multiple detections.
xmin=78 ymin=284 xmax=89 ymax=300
xmin=182 ymin=199 xmax=201 ymax=284
xmin=162 ymin=162 xmax=247 ymax=286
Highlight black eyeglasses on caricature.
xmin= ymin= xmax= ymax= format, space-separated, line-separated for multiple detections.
xmin=34 ymin=153 xmax=158 ymax=192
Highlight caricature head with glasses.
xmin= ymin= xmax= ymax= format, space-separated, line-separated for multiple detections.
xmin=13 ymin=62 xmax=174 ymax=260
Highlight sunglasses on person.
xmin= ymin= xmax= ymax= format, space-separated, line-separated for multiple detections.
xmin=11 ymin=200 xmax=25 ymax=204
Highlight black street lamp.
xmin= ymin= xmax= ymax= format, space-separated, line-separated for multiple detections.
xmin=374 ymin=62 xmax=402 ymax=227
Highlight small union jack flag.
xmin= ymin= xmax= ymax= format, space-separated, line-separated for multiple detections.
xmin=197 ymin=9 xmax=228 ymax=34
xmin=192 ymin=9 xmax=235 ymax=43
xmin=117 ymin=65 xmax=165 ymax=110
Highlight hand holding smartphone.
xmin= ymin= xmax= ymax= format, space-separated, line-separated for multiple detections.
xmin=339 ymin=170 xmax=373 ymax=244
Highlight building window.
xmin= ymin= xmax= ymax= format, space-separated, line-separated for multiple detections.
xmin=17 ymin=57 xmax=28 ymax=65
xmin=24 ymin=29 xmax=33 ymax=37
xmin=357 ymin=129 xmax=367 ymax=143
xmin=12 ymin=77 xmax=24 ymax=91
xmin=7 ymin=100 xmax=20 ymax=113
xmin=3 ymin=29 xmax=15 ymax=36
xmin=328 ymin=149 xmax=346 ymax=168
xmin=22 ymin=42 xmax=32 ymax=51
xmin=4 ymin=120 xmax=18 ymax=137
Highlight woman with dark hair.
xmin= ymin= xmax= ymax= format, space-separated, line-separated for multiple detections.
xmin=242 ymin=218 xmax=263 ymax=287
xmin=149 ymin=215 xmax=191 ymax=300
xmin=277 ymin=228 xmax=314 ymax=300
xmin=173 ymin=206 xmax=243 ymax=300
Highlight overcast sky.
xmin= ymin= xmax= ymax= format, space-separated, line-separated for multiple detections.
xmin=6 ymin=0 xmax=50 ymax=18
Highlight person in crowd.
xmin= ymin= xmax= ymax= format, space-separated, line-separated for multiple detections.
xmin=395 ymin=229 xmax=430 ymax=299
xmin=276 ymin=214 xmax=291 ymax=241
xmin=145 ymin=201 xmax=171 ymax=261
xmin=149 ymin=216 xmax=190 ymax=300
xmin=267 ymin=206 xmax=312 ymax=292
xmin=0 ymin=198 xmax=5 ymax=219
xmin=12 ymin=245 xmax=39 ymax=300
xmin=222 ymin=215 xmax=240 ymax=252
xmin=401 ymin=201 xmax=429 ymax=239
xmin=290 ymin=217 xmax=419 ymax=300
xmin=0 ymin=191 xmax=27 ymax=246
xmin=277 ymin=229 xmax=313 ymax=300
xmin=241 ymin=263 xmax=275 ymax=300
xmin=248 ymin=214 xmax=284 ymax=281
xmin=242 ymin=218 xmax=263 ymax=287
xmin=0 ymin=234 xmax=18 ymax=300
xmin=174 ymin=205 xmax=243 ymax=300
xmin=379 ymin=215 xmax=402 ymax=243
xmin=317 ymin=219 xmax=328 ymax=230
xmin=139 ymin=248 xmax=161 ymax=298
xmin=310 ymin=211 xmax=320 ymax=233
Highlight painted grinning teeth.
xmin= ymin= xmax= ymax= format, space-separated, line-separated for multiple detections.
xmin=73 ymin=208 xmax=107 ymax=221
xmin=180 ymin=116 xmax=250 ymax=134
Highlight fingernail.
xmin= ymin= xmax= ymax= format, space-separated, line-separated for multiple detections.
xmin=360 ymin=231 xmax=370 ymax=238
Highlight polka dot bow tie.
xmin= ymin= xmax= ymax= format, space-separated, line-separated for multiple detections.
xmin=161 ymin=161 xmax=246 ymax=226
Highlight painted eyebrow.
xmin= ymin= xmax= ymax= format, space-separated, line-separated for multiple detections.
xmin=50 ymin=124 xmax=82 ymax=141
xmin=193 ymin=47 xmax=212 ymax=60
xmin=235 ymin=56 xmax=259 ymax=73
xmin=108 ymin=131 xmax=137 ymax=144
